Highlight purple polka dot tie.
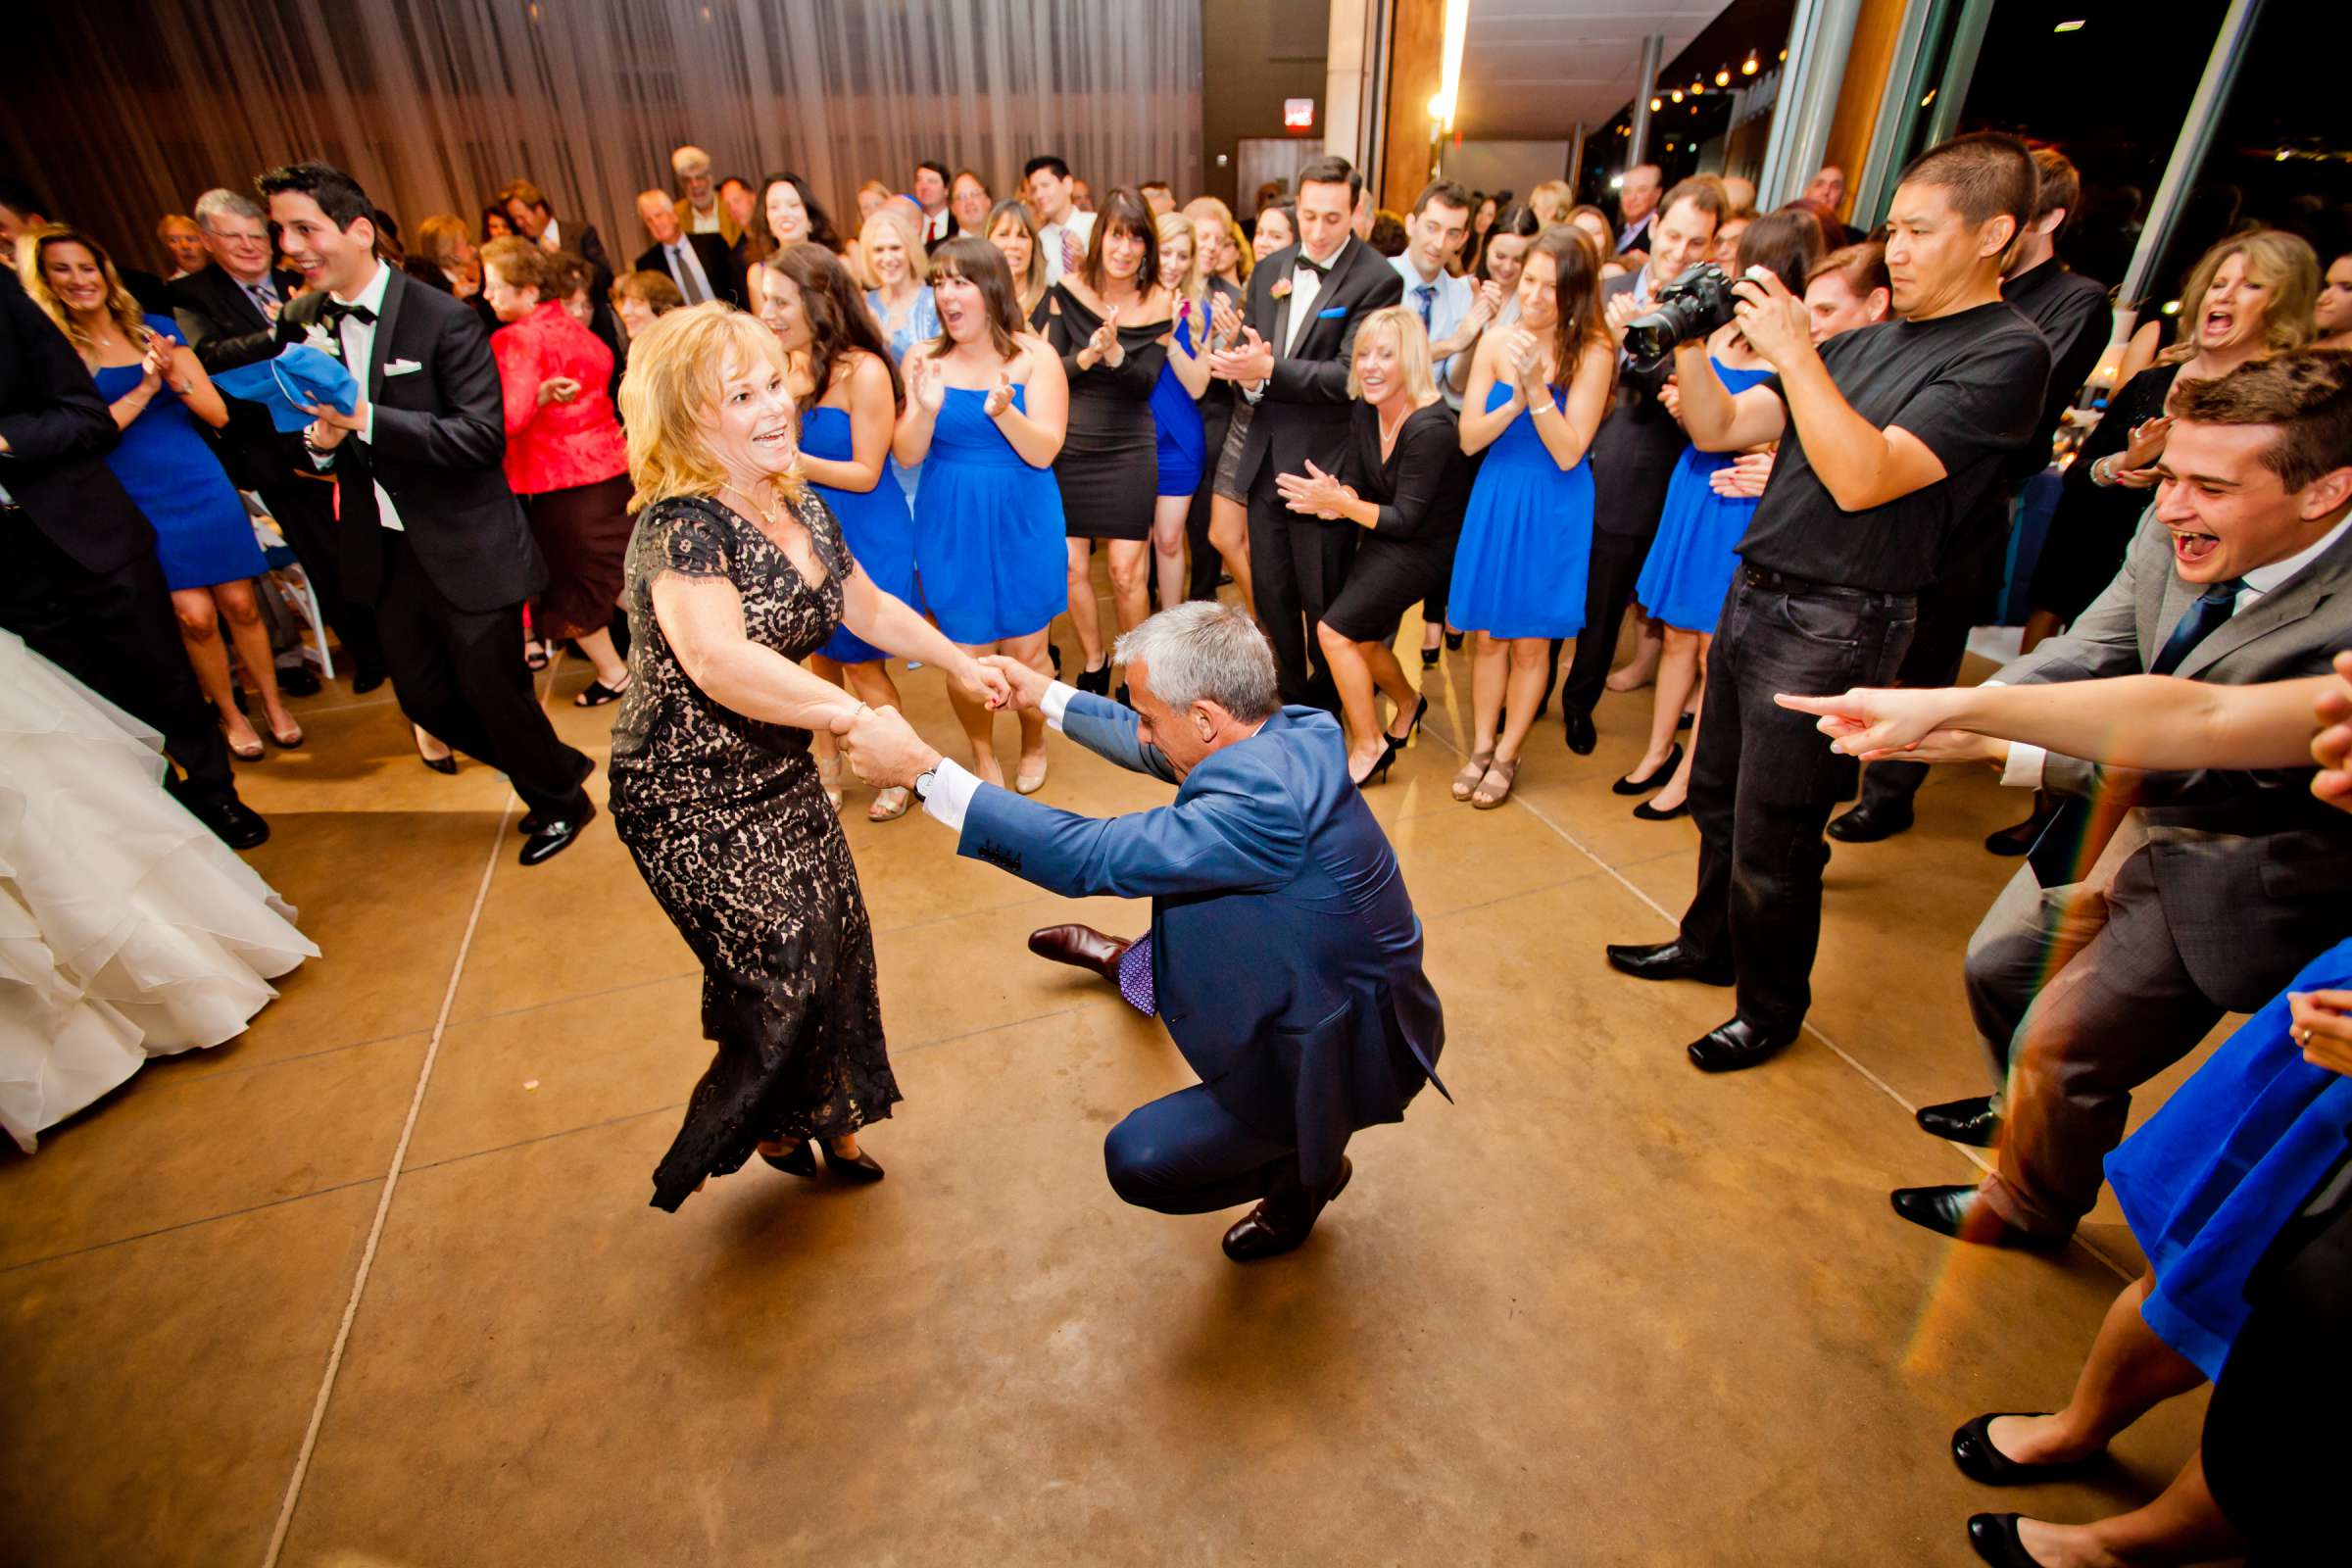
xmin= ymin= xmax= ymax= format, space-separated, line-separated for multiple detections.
xmin=1116 ymin=934 xmax=1156 ymax=1016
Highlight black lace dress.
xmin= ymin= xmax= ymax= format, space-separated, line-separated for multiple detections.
xmin=609 ymin=491 xmax=899 ymax=1211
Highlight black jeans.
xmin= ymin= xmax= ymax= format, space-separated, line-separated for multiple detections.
xmin=1855 ymin=531 xmax=2005 ymax=811
xmin=0 ymin=521 xmax=238 ymax=806
xmin=1678 ymin=568 xmax=1918 ymax=1034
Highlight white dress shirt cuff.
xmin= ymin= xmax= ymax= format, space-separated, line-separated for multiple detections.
xmin=2001 ymin=743 xmax=2047 ymax=789
xmin=359 ymin=400 xmax=375 ymax=446
xmin=919 ymin=757 xmax=984 ymax=833
xmin=1040 ymin=680 xmax=1079 ymax=734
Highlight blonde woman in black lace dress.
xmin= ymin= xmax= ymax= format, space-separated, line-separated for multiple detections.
xmin=611 ymin=304 xmax=1010 ymax=1210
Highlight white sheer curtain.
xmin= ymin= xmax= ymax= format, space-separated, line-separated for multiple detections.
xmin=10 ymin=0 xmax=1201 ymax=273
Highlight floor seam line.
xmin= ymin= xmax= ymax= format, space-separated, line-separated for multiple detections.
xmin=260 ymin=663 xmax=549 ymax=1565
xmin=0 ymin=1175 xmax=387 ymax=1276
xmin=1415 ymin=720 xmax=2132 ymax=1283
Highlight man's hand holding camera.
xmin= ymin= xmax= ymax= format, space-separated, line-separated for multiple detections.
xmin=1725 ymin=270 xmax=1814 ymax=373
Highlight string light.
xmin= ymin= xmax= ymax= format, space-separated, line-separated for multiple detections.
xmin=1741 ymin=52 xmax=1758 ymax=75
xmin=1650 ymin=96 xmax=1662 ymax=111
xmin=1714 ymin=68 xmax=1730 ymax=86
xmin=1670 ymin=88 xmax=1684 ymax=103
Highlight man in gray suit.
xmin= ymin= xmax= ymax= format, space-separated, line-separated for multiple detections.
xmin=1885 ymin=350 xmax=2352 ymax=1246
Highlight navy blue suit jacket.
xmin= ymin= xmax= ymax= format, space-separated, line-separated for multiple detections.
xmin=958 ymin=693 xmax=1446 ymax=1189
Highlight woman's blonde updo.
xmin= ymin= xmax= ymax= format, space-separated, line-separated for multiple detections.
xmin=617 ymin=302 xmax=808 ymax=515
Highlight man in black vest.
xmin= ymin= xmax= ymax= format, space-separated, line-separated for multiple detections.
xmin=256 ymin=162 xmax=595 ymax=865
xmin=1208 ymin=154 xmax=1403 ymax=708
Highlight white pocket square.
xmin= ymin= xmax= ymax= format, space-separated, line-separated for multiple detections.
xmin=384 ymin=359 xmax=423 ymax=376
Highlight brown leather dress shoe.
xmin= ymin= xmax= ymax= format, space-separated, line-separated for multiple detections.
xmin=1027 ymin=923 xmax=1132 ymax=984
xmin=1222 ymin=1157 xmax=1352 ymax=1262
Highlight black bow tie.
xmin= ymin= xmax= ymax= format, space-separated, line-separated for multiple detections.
xmin=320 ymin=298 xmax=377 ymax=328
xmin=1294 ymin=254 xmax=1333 ymax=280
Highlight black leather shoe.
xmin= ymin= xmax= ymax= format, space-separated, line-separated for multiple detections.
xmin=1687 ymin=1017 xmax=1798 ymax=1072
xmin=189 ymin=797 xmax=270 ymax=851
xmin=518 ymin=756 xmax=599 ymax=835
xmin=351 ymin=663 xmax=389 ymax=696
xmin=1889 ymin=1185 xmax=2068 ymax=1250
xmin=1918 ymin=1095 xmax=2003 ymax=1148
xmin=1827 ymin=799 xmax=1914 ymax=843
xmin=1604 ymin=940 xmax=1734 ymax=986
xmin=518 ymin=796 xmax=597 ymax=866
xmin=1951 ymin=1413 xmax=2099 ymax=1487
xmin=1222 ymin=1156 xmax=1350 ymax=1262
xmin=1562 ymin=707 xmax=1597 ymax=755
xmin=1984 ymin=791 xmax=2055 ymax=857
xmin=274 ymin=664 xmax=322 ymax=697
xmin=1965 ymin=1513 xmax=2044 ymax=1567
xmin=1028 ymin=924 xmax=1132 ymax=984
xmin=816 ymin=1140 xmax=885 ymax=1183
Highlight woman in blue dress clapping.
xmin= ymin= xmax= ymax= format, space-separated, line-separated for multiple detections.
xmin=894 ymin=237 xmax=1069 ymax=793
xmin=1447 ymin=228 xmax=1614 ymax=809
xmin=1621 ymin=211 xmax=1820 ymax=820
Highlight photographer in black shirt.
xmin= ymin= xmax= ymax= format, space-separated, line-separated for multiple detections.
xmin=1605 ymin=132 xmax=2052 ymax=1072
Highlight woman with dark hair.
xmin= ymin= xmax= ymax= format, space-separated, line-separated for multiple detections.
xmin=1463 ymin=190 xmax=1497 ymax=274
xmin=1447 ymin=227 xmax=1614 ymax=809
xmin=760 ymin=241 xmax=922 ymax=819
xmin=481 ymin=236 xmax=637 ymax=709
xmin=481 ymin=204 xmax=513 ymax=243
xmin=894 ymin=237 xmax=1069 ymax=790
xmin=982 ymin=197 xmax=1049 ymax=324
xmin=1042 ymin=187 xmax=1170 ymax=698
xmin=1620 ymin=209 xmax=1821 ymax=820
xmin=747 ymin=172 xmax=849 ymax=312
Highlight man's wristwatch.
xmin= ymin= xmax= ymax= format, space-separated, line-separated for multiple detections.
xmin=912 ymin=764 xmax=939 ymax=802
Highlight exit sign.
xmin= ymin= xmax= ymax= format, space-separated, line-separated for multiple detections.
xmin=1284 ymin=98 xmax=1315 ymax=130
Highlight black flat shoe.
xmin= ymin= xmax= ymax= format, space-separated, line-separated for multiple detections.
xmin=1613 ymin=743 xmax=1684 ymax=795
xmin=518 ymin=796 xmax=597 ymax=866
xmin=1889 ymin=1185 xmax=2068 ymax=1250
xmin=1918 ymin=1095 xmax=2003 ymax=1148
xmin=573 ymin=675 xmax=630 ymax=708
xmin=1631 ymin=796 xmax=1690 ymax=821
xmin=1965 ymin=1513 xmax=2048 ymax=1568
xmin=1952 ymin=1413 xmax=2100 ymax=1487
xmin=351 ymin=664 xmax=389 ymax=696
xmin=1687 ymin=1016 xmax=1798 ymax=1073
xmin=1421 ymin=644 xmax=1440 ymax=667
xmin=1827 ymin=799 xmax=1914 ymax=843
xmin=1604 ymin=940 xmax=1734 ymax=986
xmin=1075 ymin=662 xmax=1111 ymax=697
xmin=760 ymin=1141 xmax=817 ymax=1177
xmin=1562 ymin=707 xmax=1596 ymax=756
xmin=817 ymin=1141 xmax=885 ymax=1183
xmin=1445 ymin=631 xmax=1464 ymax=653
xmin=1676 ymin=710 xmax=1692 ymax=730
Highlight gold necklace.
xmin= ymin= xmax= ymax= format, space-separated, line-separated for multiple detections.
xmin=721 ymin=482 xmax=782 ymax=532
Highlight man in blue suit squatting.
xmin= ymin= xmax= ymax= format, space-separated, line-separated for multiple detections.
xmin=838 ymin=602 xmax=1446 ymax=1262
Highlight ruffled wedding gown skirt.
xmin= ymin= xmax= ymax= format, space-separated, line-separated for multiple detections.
xmin=0 ymin=630 xmax=318 ymax=1152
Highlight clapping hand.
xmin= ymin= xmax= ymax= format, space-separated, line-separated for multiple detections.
xmin=2112 ymin=416 xmax=2173 ymax=488
xmin=2312 ymin=648 xmax=2352 ymax=808
xmin=1083 ymin=306 xmax=1124 ymax=370
xmin=1275 ymin=460 xmax=1355 ymax=520
xmin=134 ymin=330 xmax=173 ymax=396
xmin=536 ymin=375 xmax=582 ymax=407
xmin=2288 ymin=988 xmax=2352 ymax=1078
xmin=1658 ymin=373 xmax=1682 ymax=423
xmin=1463 ymin=278 xmax=1504 ymax=335
xmin=1710 ymin=450 xmax=1775 ymax=499
xmin=905 ymin=354 xmax=947 ymax=414
xmin=836 ymin=705 xmax=941 ymax=790
xmin=979 ymin=652 xmax=1053 ymax=711
xmin=1504 ymin=327 xmax=1547 ymax=403
xmin=1209 ymin=325 xmax=1274 ymax=384
xmin=1208 ymin=293 xmax=1243 ymax=352
xmin=982 ymin=370 xmax=1016 ymax=418
xmin=1603 ymin=289 xmax=1647 ymax=346
xmin=1728 ymin=270 xmax=1812 ymax=369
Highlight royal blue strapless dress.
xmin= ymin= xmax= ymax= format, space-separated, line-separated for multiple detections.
xmin=1634 ymin=359 xmax=1776 ymax=633
xmin=910 ymin=385 xmax=1066 ymax=644
xmin=2106 ymin=939 xmax=2352 ymax=1380
xmin=92 ymin=316 xmax=267 ymax=592
xmin=803 ymin=405 xmax=918 ymax=664
xmin=1151 ymin=311 xmax=1205 ymax=497
xmin=1447 ymin=380 xmax=1594 ymax=639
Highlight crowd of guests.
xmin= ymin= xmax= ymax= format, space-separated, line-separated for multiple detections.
xmin=5 ymin=123 xmax=2351 ymax=1566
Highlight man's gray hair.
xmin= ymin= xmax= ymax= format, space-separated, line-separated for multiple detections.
xmin=193 ymin=188 xmax=264 ymax=230
xmin=1113 ymin=602 xmax=1279 ymax=720
xmin=671 ymin=145 xmax=711 ymax=176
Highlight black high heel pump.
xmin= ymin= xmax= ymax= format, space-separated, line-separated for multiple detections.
xmin=760 ymin=1140 xmax=816 ymax=1177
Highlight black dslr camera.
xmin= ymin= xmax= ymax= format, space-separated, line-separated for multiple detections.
xmin=1622 ymin=263 xmax=1740 ymax=370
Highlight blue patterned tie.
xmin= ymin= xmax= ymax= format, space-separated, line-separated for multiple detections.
xmin=1414 ymin=283 xmax=1435 ymax=330
xmin=1115 ymin=934 xmax=1156 ymax=1016
xmin=2028 ymin=578 xmax=2244 ymax=886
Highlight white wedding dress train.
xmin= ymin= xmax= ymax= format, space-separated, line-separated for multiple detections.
xmin=0 ymin=630 xmax=318 ymax=1152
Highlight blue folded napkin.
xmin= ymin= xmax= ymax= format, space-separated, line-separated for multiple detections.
xmin=212 ymin=345 xmax=361 ymax=432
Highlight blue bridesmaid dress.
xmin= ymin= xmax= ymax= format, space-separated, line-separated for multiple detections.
xmin=1447 ymin=380 xmax=1595 ymax=639
xmin=803 ymin=404 xmax=918 ymax=664
xmin=1151 ymin=309 xmax=1205 ymax=497
xmin=1633 ymin=359 xmax=1776 ymax=634
xmin=91 ymin=316 xmax=267 ymax=591
xmin=909 ymin=385 xmax=1066 ymax=645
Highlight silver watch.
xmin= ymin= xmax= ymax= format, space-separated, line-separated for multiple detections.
xmin=912 ymin=765 xmax=938 ymax=801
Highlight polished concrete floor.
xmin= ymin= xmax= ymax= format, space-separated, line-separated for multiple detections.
xmin=2 ymin=597 xmax=2235 ymax=1566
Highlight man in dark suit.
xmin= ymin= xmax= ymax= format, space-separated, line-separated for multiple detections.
xmin=254 ymin=162 xmax=595 ymax=865
xmin=1556 ymin=177 xmax=1726 ymax=751
xmin=1208 ymin=154 xmax=1403 ymax=709
xmin=840 ymin=603 xmax=1446 ymax=1262
xmin=0 ymin=269 xmax=267 ymax=848
xmin=629 ymin=189 xmax=744 ymax=308
xmin=1614 ymin=163 xmax=1662 ymax=265
xmin=169 ymin=186 xmax=384 ymax=692
xmin=497 ymin=178 xmax=613 ymax=299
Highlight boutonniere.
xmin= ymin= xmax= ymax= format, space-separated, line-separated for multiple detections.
xmin=303 ymin=323 xmax=341 ymax=360
xmin=1271 ymin=278 xmax=1293 ymax=300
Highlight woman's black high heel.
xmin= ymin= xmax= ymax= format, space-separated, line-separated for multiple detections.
xmin=1612 ymin=742 xmax=1683 ymax=796
xmin=760 ymin=1140 xmax=816 ymax=1177
xmin=818 ymin=1140 xmax=885 ymax=1183
xmin=1632 ymin=796 xmax=1690 ymax=821
xmin=1075 ymin=662 xmax=1111 ymax=697
xmin=1355 ymin=735 xmax=1401 ymax=788
xmin=1394 ymin=693 xmax=1429 ymax=744
xmin=1420 ymin=641 xmax=1440 ymax=667
xmin=1445 ymin=630 xmax=1464 ymax=653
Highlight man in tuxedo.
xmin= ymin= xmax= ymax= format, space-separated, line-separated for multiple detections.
xmin=1556 ymin=176 xmax=1726 ymax=751
xmin=497 ymin=178 xmax=613 ymax=299
xmin=170 ymin=187 xmax=384 ymax=693
xmin=911 ymin=160 xmax=954 ymax=252
xmin=1614 ymin=163 xmax=1662 ymax=267
xmin=631 ymin=190 xmax=743 ymax=308
xmin=1886 ymin=349 xmax=2352 ymax=1246
xmin=0 ymin=269 xmax=268 ymax=848
xmin=256 ymin=162 xmax=595 ymax=865
xmin=839 ymin=603 xmax=1446 ymax=1262
xmin=1208 ymin=154 xmax=1403 ymax=708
